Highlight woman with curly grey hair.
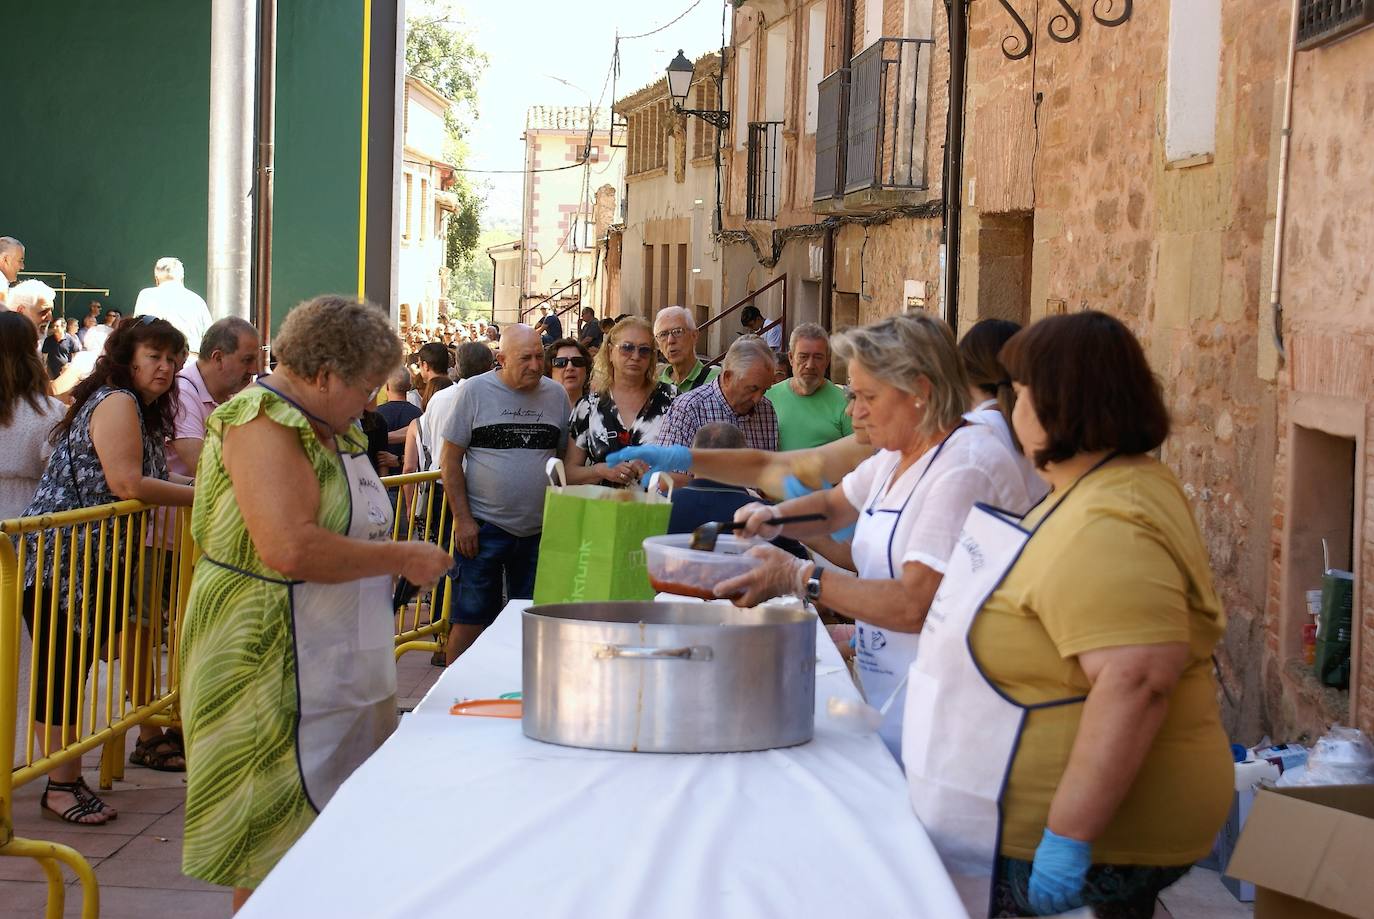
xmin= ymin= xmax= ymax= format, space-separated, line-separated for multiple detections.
xmin=718 ymin=312 xmax=1035 ymax=759
xmin=179 ymin=295 xmax=451 ymax=910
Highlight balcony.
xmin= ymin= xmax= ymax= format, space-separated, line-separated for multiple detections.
xmin=746 ymin=121 xmax=783 ymax=221
xmin=814 ymin=37 xmax=934 ymax=207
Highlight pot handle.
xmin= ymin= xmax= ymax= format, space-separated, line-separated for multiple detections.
xmin=597 ymin=644 xmax=714 ymax=661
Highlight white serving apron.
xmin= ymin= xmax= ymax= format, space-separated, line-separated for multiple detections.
xmin=902 ymin=456 xmax=1114 ymax=917
xmin=850 ymin=427 xmax=962 ymax=760
xmin=291 ymin=447 xmax=398 ymax=812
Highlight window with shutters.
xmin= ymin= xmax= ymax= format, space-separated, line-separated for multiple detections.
xmin=692 ymin=80 xmax=721 ymax=160
xmin=1297 ymin=0 xmax=1374 ymax=49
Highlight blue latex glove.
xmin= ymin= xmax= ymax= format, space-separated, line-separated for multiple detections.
xmin=782 ymin=475 xmax=856 ymax=543
xmin=606 ymin=445 xmax=693 ymax=486
xmin=1027 ymin=828 xmax=1091 ymax=916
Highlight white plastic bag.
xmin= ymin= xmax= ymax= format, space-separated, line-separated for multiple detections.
xmin=1276 ymin=725 xmax=1374 ymax=787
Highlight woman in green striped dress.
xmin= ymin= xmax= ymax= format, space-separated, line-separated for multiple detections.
xmin=180 ymin=296 xmax=451 ymax=912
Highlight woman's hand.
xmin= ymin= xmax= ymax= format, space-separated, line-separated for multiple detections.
xmin=397 ymin=541 xmax=454 ymax=588
xmin=714 ymin=544 xmax=810 ymax=607
xmin=732 ymin=502 xmax=782 ymax=539
xmin=599 ymin=460 xmax=642 ymax=486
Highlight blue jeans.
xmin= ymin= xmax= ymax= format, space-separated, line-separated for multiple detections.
xmin=451 ymin=520 xmax=541 ymax=627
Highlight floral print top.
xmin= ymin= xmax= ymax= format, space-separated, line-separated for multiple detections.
xmin=569 ymin=382 xmax=676 ymax=486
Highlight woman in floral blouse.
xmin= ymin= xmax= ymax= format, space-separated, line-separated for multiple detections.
xmin=564 ymin=317 xmax=674 ymax=487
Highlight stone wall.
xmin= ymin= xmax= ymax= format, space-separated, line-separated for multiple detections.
xmin=960 ymin=0 xmax=1297 ymax=741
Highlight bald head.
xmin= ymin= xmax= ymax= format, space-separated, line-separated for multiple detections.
xmin=498 ymin=323 xmax=546 ymax=391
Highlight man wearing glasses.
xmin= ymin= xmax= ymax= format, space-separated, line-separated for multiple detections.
xmin=653 ymin=305 xmax=718 ymax=396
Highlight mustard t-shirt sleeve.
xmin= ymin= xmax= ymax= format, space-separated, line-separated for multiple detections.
xmin=1031 ymin=508 xmax=1193 ymax=659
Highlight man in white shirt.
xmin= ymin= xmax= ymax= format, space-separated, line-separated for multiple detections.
xmin=82 ymin=307 xmax=121 ymax=356
xmin=133 ymin=256 xmax=213 ymax=354
xmin=0 ymin=236 xmax=24 ymax=307
xmin=740 ymin=304 xmax=783 ymax=351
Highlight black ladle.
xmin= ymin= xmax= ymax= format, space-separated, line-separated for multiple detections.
xmin=689 ymin=514 xmax=827 ymax=552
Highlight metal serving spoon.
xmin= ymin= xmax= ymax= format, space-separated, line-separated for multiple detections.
xmin=689 ymin=513 xmax=827 ymax=552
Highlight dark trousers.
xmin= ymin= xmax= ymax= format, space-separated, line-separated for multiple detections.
xmin=22 ymin=578 xmax=120 ymax=724
xmin=450 ymin=520 xmax=541 ymax=627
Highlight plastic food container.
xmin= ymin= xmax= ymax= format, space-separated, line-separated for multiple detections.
xmin=642 ymin=534 xmax=764 ymax=600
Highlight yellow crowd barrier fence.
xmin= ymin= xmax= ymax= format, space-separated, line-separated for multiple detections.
xmin=1 ymin=470 xmax=454 ymax=918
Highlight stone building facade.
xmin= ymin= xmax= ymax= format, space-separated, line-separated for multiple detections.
xmin=519 ymin=106 xmax=624 ymax=324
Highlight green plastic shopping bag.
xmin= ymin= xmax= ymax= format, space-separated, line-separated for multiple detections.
xmin=532 ymin=459 xmax=672 ymax=604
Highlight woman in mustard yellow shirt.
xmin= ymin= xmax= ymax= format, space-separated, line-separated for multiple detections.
xmin=902 ymin=311 xmax=1231 ymax=918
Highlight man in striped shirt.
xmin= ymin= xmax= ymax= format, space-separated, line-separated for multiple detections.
xmin=655 ymin=337 xmax=779 ymax=453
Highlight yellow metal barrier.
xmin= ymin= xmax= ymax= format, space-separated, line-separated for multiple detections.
xmin=0 ymin=470 xmax=455 ymax=917
xmin=382 ymin=470 xmax=456 ymax=660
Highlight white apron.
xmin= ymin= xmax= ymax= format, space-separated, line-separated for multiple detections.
xmin=291 ymin=447 xmax=398 ymax=812
xmin=850 ymin=427 xmax=962 ymax=759
xmin=902 ymin=457 xmax=1113 ymax=917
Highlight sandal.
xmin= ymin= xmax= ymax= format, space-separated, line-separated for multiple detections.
xmin=41 ymin=778 xmax=116 ymax=826
xmin=129 ymin=733 xmax=186 ymax=772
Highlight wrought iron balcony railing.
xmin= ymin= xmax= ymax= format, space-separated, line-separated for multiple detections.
xmin=747 ymin=121 xmax=783 ymax=221
xmin=814 ymin=37 xmax=934 ymax=203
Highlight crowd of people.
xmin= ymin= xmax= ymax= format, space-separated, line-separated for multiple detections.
xmin=1 ymin=247 xmax=1232 ymax=918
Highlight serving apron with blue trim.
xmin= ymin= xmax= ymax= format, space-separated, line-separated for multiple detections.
xmin=901 ymin=454 xmax=1116 ymax=917
xmin=850 ymin=425 xmax=963 ymax=759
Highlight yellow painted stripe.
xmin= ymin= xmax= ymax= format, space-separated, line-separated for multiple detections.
xmin=357 ymin=0 xmax=372 ymax=297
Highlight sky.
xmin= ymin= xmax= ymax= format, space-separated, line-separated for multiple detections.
xmin=441 ymin=0 xmax=730 ymax=230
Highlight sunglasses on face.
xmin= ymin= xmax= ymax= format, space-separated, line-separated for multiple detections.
xmin=617 ymin=342 xmax=655 ymax=359
xmin=551 ymin=356 xmax=589 ymax=369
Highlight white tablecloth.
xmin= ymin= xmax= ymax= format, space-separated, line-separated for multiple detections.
xmin=241 ymin=600 xmax=965 ymax=919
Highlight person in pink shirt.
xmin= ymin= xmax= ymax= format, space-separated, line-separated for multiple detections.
xmin=133 ymin=317 xmax=261 ymax=773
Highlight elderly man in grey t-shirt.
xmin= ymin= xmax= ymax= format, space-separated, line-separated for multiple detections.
xmin=439 ymin=324 xmax=570 ymax=661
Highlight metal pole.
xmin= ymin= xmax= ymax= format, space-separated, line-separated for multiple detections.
xmin=942 ymin=0 xmax=968 ymax=332
xmin=253 ymin=0 xmax=278 ymax=367
xmin=207 ymin=0 xmax=255 ymax=321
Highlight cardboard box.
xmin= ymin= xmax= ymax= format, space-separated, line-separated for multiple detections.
xmin=1202 ymin=759 xmax=1281 ymax=901
xmin=1227 ymin=784 xmax=1374 ymax=918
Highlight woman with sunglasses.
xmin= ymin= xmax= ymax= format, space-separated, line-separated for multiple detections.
xmin=544 ymin=336 xmax=592 ymax=406
xmin=563 ymin=317 xmax=673 ymax=487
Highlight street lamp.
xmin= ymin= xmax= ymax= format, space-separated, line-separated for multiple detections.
xmin=665 ymin=50 xmax=730 ymax=130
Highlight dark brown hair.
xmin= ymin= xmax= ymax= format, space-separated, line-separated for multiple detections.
xmin=959 ymin=319 xmax=1023 ymax=452
xmin=421 ymin=376 xmax=453 ymax=410
xmin=52 ymin=316 xmax=187 ymax=445
xmin=543 ymin=337 xmax=592 ymax=397
xmin=0 ymin=312 xmax=51 ymax=426
xmin=999 ymin=311 xmax=1169 ymax=469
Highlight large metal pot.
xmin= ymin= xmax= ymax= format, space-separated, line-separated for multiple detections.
xmin=522 ymin=601 xmax=816 ymax=753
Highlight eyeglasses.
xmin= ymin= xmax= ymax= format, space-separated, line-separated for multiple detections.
xmin=617 ymin=342 xmax=656 ymax=359
xmin=550 ymin=356 xmax=589 ymax=369
xmin=654 ymin=326 xmax=689 ymax=342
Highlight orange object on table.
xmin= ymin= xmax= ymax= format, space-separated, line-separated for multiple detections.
xmin=449 ymin=698 xmax=523 ymax=719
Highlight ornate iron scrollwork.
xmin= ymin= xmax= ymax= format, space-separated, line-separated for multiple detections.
xmin=1048 ymin=0 xmax=1082 ymax=43
xmin=997 ymin=0 xmax=1034 ymax=60
xmin=1092 ymin=0 xmax=1133 ymax=27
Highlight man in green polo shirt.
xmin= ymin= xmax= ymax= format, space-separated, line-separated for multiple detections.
xmin=766 ymin=322 xmax=852 ymax=451
xmin=654 ymin=305 xmax=720 ymax=396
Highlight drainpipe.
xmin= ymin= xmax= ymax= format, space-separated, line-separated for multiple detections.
xmin=489 ymin=252 xmax=498 ymax=324
xmin=207 ymin=0 xmax=255 ymax=322
xmin=1269 ymin=0 xmax=1299 ymax=365
xmin=252 ymin=0 xmax=278 ymax=366
xmin=942 ymin=0 xmax=969 ymax=332
xmin=820 ymin=224 xmax=835 ymax=332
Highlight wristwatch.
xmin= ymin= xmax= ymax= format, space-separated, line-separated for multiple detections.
xmin=804 ymin=567 xmax=823 ymax=603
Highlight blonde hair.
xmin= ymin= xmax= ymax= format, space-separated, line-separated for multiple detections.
xmin=832 ymin=313 xmax=969 ymax=440
xmin=273 ymin=294 xmax=403 ymax=383
xmin=591 ymin=316 xmax=656 ymax=394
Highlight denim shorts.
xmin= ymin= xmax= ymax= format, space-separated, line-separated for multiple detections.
xmin=450 ymin=520 xmax=541 ymax=626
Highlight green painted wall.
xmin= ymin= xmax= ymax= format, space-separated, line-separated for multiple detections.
xmin=4 ymin=1 xmax=368 ymax=335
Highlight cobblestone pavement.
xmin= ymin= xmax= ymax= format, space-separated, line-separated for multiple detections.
xmin=2 ymin=652 xmax=1252 ymax=918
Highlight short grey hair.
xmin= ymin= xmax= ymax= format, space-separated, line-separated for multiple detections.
xmin=831 ymin=313 xmax=969 ymax=440
xmin=654 ymin=305 xmax=696 ymax=332
xmin=8 ymin=279 xmax=56 ymax=312
xmin=199 ymin=316 xmax=258 ymax=357
xmin=722 ymin=335 xmax=776 ymax=376
xmin=154 ymin=256 xmax=185 ymax=283
xmin=788 ymin=322 xmax=829 ymax=353
xmin=693 ymin=422 xmax=745 ymax=450
xmin=273 ymin=294 xmax=402 ymax=383
xmin=0 ymin=237 xmax=23 ymax=257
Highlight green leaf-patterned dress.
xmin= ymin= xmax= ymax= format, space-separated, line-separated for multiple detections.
xmin=180 ymin=385 xmax=369 ymax=888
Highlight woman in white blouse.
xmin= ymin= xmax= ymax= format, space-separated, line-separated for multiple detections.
xmin=718 ymin=313 xmax=1034 ymax=758
xmin=0 ymin=311 xmax=63 ymax=519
